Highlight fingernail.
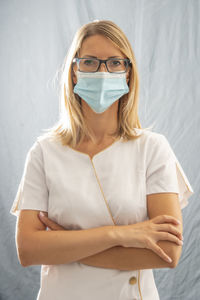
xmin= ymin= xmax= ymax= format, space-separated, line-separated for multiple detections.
xmin=39 ymin=212 xmax=45 ymax=217
xmin=177 ymin=220 xmax=181 ymax=224
xmin=179 ymin=240 xmax=183 ymax=245
xmin=168 ymin=257 xmax=172 ymax=263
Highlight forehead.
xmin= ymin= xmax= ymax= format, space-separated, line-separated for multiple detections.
xmin=79 ymin=34 xmax=125 ymax=58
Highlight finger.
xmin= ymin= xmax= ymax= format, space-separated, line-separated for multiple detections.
xmin=157 ymin=232 xmax=183 ymax=246
xmin=38 ymin=212 xmax=53 ymax=229
xmin=39 ymin=212 xmax=61 ymax=230
xmin=38 ymin=212 xmax=48 ymax=228
xmin=40 ymin=211 xmax=48 ymax=217
xmin=154 ymin=215 xmax=181 ymax=225
xmin=149 ymin=242 xmax=173 ymax=263
xmin=156 ymin=224 xmax=183 ymax=240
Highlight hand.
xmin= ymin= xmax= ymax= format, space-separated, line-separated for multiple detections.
xmin=38 ymin=211 xmax=67 ymax=231
xmin=116 ymin=215 xmax=183 ymax=263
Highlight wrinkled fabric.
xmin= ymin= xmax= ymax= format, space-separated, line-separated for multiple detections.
xmin=10 ymin=128 xmax=194 ymax=300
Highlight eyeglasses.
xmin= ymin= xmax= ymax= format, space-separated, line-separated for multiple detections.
xmin=72 ymin=57 xmax=131 ymax=73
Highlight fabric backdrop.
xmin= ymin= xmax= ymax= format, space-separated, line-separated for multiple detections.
xmin=1 ymin=0 xmax=199 ymax=299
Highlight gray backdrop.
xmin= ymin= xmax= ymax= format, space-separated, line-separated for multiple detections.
xmin=1 ymin=0 xmax=199 ymax=299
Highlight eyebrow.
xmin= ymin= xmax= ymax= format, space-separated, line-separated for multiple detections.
xmin=82 ymin=55 xmax=123 ymax=59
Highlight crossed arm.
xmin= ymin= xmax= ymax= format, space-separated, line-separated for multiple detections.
xmin=37 ymin=193 xmax=182 ymax=270
xmin=78 ymin=193 xmax=182 ymax=270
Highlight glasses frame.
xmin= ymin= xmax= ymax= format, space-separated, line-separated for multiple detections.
xmin=72 ymin=57 xmax=132 ymax=73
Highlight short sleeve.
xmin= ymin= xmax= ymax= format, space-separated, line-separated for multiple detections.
xmin=10 ymin=140 xmax=49 ymax=217
xmin=146 ymin=134 xmax=194 ymax=209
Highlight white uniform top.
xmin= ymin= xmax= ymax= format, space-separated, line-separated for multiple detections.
xmin=10 ymin=128 xmax=194 ymax=300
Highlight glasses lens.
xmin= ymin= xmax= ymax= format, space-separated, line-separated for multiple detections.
xmin=79 ymin=58 xmax=99 ymax=72
xmin=107 ymin=59 xmax=128 ymax=73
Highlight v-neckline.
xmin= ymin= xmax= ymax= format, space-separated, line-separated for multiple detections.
xmin=66 ymin=137 xmax=122 ymax=161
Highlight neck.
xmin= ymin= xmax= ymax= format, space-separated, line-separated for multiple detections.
xmin=82 ymin=100 xmax=119 ymax=143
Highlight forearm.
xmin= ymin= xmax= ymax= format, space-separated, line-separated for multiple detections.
xmin=79 ymin=241 xmax=181 ymax=270
xmin=19 ymin=226 xmax=116 ymax=267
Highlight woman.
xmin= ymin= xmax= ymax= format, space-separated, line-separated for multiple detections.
xmin=10 ymin=20 xmax=194 ymax=300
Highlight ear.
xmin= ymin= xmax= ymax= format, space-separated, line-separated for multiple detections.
xmin=72 ymin=64 xmax=77 ymax=85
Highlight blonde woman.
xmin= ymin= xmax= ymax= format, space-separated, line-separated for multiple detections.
xmin=10 ymin=20 xmax=194 ymax=300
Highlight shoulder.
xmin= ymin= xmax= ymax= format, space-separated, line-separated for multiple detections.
xmin=136 ymin=129 xmax=177 ymax=171
xmin=132 ymin=128 xmax=174 ymax=165
xmin=35 ymin=133 xmax=62 ymax=151
xmin=133 ymin=128 xmax=168 ymax=147
xmin=25 ymin=134 xmax=62 ymax=161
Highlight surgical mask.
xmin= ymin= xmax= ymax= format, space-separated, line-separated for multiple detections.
xmin=73 ymin=71 xmax=129 ymax=113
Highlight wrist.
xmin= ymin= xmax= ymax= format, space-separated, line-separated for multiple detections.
xmin=107 ymin=225 xmax=122 ymax=247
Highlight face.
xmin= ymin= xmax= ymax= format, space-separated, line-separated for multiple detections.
xmin=72 ymin=34 xmax=130 ymax=84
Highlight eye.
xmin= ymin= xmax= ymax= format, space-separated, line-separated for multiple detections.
xmin=83 ymin=59 xmax=96 ymax=65
xmin=111 ymin=60 xmax=121 ymax=66
xmin=109 ymin=60 xmax=123 ymax=67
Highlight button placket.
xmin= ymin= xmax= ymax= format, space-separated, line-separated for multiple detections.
xmin=90 ymin=158 xmax=116 ymax=225
xmin=89 ymin=157 xmax=143 ymax=300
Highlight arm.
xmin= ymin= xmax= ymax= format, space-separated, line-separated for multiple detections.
xmin=16 ymin=210 xmax=117 ymax=267
xmin=79 ymin=193 xmax=183 ymax=270
xmin=78 ymin=243 xmax=174 ymax=270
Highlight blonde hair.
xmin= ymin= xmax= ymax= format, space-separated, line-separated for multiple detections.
xmin=42 ymin=20 xmax=151 ymax=147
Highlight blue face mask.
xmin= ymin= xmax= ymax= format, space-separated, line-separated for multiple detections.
xmin=73 ymin=71 xmax=129 ymax=114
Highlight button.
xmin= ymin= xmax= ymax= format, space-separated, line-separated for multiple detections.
xmin=129 ymin=276 xmax=137 ymax=285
